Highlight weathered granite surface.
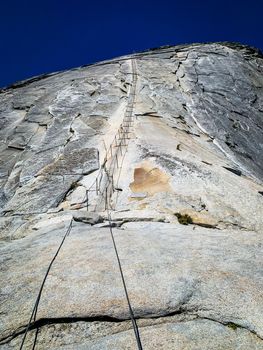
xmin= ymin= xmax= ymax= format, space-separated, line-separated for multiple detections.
xmin=0 ymin=43 xmax=263 ymax=349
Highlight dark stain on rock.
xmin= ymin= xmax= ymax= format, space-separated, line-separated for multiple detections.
xmin=223 ymin=166 xmax=242 ymax=176
xmin=175 ymin=213 xmax=193 ymax=225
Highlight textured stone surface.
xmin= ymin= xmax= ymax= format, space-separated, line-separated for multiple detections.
xmin=0 ymin=43 xmax=263 ymax=349
xmin=2 ymin=318 xmax=263 ymax=349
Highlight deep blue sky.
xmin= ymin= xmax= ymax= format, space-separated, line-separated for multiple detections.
xmin=1 ymin=0 xmax=262 ymax=88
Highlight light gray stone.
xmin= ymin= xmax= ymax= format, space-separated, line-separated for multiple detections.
xmin=0 ymin=42 xmax=263 ymax=349
xmin=2 ymin=318 xmax=263 ymax=349
xmin=0 ymin=222 xmax=263 ymax=345
xmin=3 ymin=175 xmax=77 ymax=214
xmin=72 ymin=211 xmax=103 ymax=225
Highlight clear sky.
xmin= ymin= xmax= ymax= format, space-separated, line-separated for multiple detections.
xmin=1 ymin=0 xmax=262 ymax=88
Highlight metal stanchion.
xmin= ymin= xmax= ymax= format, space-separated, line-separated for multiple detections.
xmin=117 ymin=129 xmax=120 ymax=139
xmin=105 ymin=187 xmax=108 ymax=211
xmin=99 ymin=172 xmax=103 ymax=188
xmin=86 ymin=190 xmax=89 ymax=210
xmin=96 ymin=178 xmax=98 ymax=195
xmin=112 ymin=172 xmax=115 ymax=186
xmin=119 ymin=137 xmax=123 ymax=155
xmin=84 ymin=59 xmax=137 ymax=214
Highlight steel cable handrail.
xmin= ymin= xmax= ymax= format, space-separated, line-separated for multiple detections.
xmin=19 ymin=59 xmax=142 ymax=349
xmin=105 ymin=205 xmax=143 ymax=350
xmin=84 ymin=59 xmax=137 ymax=211
xmin=19 ymin=218 xmax=73 ymax=349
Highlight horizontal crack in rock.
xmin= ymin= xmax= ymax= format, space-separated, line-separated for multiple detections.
xmin=200 ymin=316 xmax=263 ymax=341
xmin=0 ymin=308 xmax=190 ymax=345
xmin=1 ymin=309 xmax=262 ymax=345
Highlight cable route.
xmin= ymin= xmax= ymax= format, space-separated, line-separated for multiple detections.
xmin=19 ymin=58 xmax=143 ymax=349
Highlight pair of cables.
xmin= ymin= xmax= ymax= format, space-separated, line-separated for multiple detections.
xmin=19 ymin=213 xmax=143 ymax=349
xmin=20 ymin=57 xmax=143 ymax=349
xmin=19 ymin=213 xmax=143 ymax=350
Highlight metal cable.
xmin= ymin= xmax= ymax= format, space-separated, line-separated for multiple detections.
xmin=19 ymin=218 xmax=73 ymax=349
xmin=19 ymin=58 xmax=142 ymax=349
xmin=84 ymin=59 xmax=137 ymax=212
xmin=102 ymin=59 xmax=143 ymax=348
xmin=106 ymin=207 xmax=143 ymax=350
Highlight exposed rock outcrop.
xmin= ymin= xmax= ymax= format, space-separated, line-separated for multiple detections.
xmin=0 ymin=43 xmax=263 ymax=349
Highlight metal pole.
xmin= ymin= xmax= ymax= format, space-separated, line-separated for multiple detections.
xmin=99 ymin=172 xmax=103 ymax=188
xmin=119 ymin=139 xmax=123 ymax=155
xmin=105 ymin=187 xmax=108 ymax=211
xmin=111 ymin=175 xmax=114 ymax=192
xmin=96 ymin=178 xmax=98 ymax=195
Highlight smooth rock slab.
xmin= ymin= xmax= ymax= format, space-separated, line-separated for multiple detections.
xmin=3 ymin=175 xmax=77 ymax=214
xmin=0 ymin=221 xmax=262 ymax=342
xmin=0 ymin=43 xmax=263 ymax=350
xmin=3 ymin=148 xmax=99 ymax=214
xmin=67 ymin=185 xmax=87 ymax=205
xmin=56 ymin=319 xmax=263 ymax=350
xmin=1 ymin=318 xmax=263 ymax=349
xmin=7 ymin=122 xmax=39 ymax=149
xmin=37 ymin=148 xmax=99 ymax=176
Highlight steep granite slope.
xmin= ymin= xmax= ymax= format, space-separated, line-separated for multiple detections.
xmin=0 ymin=43 xmax=263 ymax=349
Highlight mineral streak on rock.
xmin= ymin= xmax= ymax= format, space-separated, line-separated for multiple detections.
xmin=129 ymin=161 xmax=171 ymax=197
xmin=0 ymin=43 xmax=263 ymax=349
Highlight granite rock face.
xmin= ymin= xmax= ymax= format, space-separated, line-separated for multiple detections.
xmin=0 ymin=43 xmax=263 ymax=349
